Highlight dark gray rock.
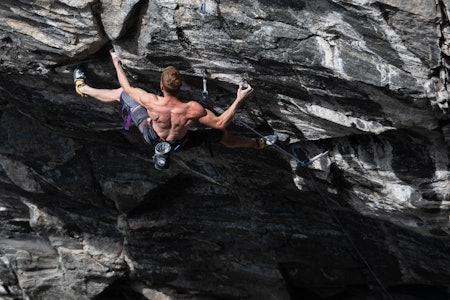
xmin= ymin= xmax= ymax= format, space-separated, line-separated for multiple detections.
xmin=0 ymin=0 xmax=449 ymax=299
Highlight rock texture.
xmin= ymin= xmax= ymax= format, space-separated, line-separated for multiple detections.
xmin=0 ymin=0 xmax=450 ymax=299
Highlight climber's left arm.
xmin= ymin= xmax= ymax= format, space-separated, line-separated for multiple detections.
xmin=198 ymin=83 xmax=253 ymax=130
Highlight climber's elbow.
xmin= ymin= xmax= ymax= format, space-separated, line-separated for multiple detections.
xmin=198 ymin=109 xmax=225 ymax=130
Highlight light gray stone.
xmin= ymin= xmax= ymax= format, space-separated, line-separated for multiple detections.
xmin=0 ymin=0 xmax=449 ymax=299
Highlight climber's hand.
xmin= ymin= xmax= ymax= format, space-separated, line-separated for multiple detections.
xmin=110 ymin=49 xmax=120 ymax=63
xmin=236 ymin=82 xmax=254 ymax=102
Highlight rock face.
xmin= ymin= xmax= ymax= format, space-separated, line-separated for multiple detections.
xmin=0 ymin=0 xmax=449 ymax=299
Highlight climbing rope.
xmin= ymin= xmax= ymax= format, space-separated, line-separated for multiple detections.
xmin=234 ymin=119 xmax=306 ymax=165
xmin=197 ymin=73 xmax=393 ymax=298
xmin=234 ymin=119 xmax=394 ymax=300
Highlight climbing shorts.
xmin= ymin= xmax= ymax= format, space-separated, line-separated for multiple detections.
xmin=120 ymin=92 xmax=148 ymax=127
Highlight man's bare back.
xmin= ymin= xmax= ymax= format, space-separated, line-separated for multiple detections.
xmin=139 ymin=93 xmax=206 ymax=142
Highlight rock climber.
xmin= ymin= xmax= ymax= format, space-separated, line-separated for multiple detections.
xmin=73 ymin=50 xmax=276 ymax=168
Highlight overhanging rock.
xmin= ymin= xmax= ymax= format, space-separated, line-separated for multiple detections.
xmin=0 ymin=1 xmax=449 ymax=299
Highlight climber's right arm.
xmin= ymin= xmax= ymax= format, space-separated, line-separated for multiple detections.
xmin=110 ymin=50 xmax=152 ymax=107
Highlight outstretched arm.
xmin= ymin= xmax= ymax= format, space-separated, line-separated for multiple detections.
xmin=198 ymin=83 xmax=254 ymax=130
xmin=110 ymin=50 xmax=148 ymax=106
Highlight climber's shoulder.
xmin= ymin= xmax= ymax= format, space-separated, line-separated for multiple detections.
xmin=129 ymin=88 xmax=158 ymax=106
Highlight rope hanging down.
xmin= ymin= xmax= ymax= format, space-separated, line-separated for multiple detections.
xmin=234 ymin=119 xmax=318 ymax=167
xmin=198 ymin=71 xmax=392 ymax=298
xmin=234 ymin=118 xmax=394 ymax=300
xmin=197 ymin=78 xmax=389 ymax=298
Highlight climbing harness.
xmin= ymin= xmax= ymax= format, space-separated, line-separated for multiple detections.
xmin=233 ymin=117 xmax=393 ymax=300
xmin=199 ymin=0 xmax=207 ymax=15
xmin=201 ymin=69 xmax=209 ymax=103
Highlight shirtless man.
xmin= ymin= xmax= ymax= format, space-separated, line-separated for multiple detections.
xmin=74 ymin=50 xmax=275 ymax=160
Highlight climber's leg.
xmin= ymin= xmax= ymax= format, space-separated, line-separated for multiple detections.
xmin=73 ymin=66 xmax=122 ymax=102
xmin=220 ymin=131 xmax=278 ymax=149
xmin=79 ymin=85 xmax=123 ymax=102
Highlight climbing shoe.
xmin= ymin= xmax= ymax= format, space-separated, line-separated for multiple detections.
xmin=73 ymin=66 xmax=86 ymax=97
xmin=256 ymin=134 xmax=278 ymax=149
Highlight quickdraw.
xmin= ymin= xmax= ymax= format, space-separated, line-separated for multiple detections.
xmin=201 ymin=69 xmax=208 ymax=103
xmin=199 ymin=0 xmax=207 ymax=15
xmin=298 ymin=151 xmax=330 ymax=167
